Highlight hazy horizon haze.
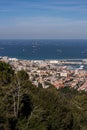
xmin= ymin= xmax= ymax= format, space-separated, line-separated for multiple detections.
xmin=0 ymin=0 xmax=87 ymax=39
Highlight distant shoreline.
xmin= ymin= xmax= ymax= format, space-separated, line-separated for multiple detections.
xmin=1 ymin=55 xmax=87 ymax=61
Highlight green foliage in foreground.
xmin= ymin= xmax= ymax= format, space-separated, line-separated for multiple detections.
xmin=0 ymin=61 xmax=87 ymax=130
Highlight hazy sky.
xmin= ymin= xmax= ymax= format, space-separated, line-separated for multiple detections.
xmin=0 ymin=0 xmax=87 ymax=39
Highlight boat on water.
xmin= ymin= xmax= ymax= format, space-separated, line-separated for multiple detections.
xmin=81 ymin=50 xmax=87 ymax=54
xmin=78 ymin=65 xmax=84 ymax=70
xmin=56 ymin=49 xmax=62 ymax=53
xmin=0 ymin=48 xmax=4 ymax=50
xmin=68 ymin=65 xmax=84 ymax=70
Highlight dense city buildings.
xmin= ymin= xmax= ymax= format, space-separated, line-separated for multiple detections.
xmin=0 ymin=56 xmax=87 ymax=91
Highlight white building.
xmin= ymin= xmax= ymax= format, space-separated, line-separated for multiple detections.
xmin=60 ymin=72 xmax=67 ymax=77
xmin=49 ymin=60 xmax=58 ymax=64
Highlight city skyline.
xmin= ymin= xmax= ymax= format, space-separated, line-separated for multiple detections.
xmin=0 ymin=0 xmax=87 ymax=39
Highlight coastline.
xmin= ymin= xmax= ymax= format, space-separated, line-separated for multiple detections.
xmin=0 ymin=55 xmax=87 ymax=91
xmin=1 ymin=55 xmax=87 ymax=65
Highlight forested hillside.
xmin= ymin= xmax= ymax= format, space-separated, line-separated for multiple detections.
xmin=0 ymin=62 xmax=87 ymax=130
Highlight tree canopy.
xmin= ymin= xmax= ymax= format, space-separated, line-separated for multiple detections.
xmin=0 ymin=62 xmax=87 ymax=130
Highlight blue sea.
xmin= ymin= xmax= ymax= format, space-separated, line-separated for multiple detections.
xmin=0 ymin=39 xmax=87 ymax=60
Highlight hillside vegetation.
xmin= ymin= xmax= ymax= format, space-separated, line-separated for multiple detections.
xmin=0 ymin=62 xmax=87 ymax=130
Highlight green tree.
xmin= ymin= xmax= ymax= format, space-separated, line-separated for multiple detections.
xmin=0 ymin=62 xmax=14 ymax=85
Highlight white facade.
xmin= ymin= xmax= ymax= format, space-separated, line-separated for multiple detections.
xmin=60 ymin=72 xmax=67 ymax=77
